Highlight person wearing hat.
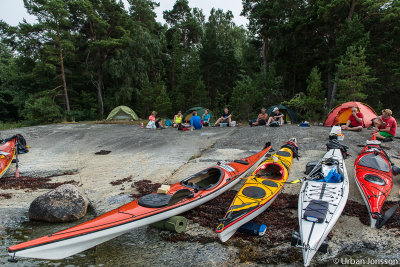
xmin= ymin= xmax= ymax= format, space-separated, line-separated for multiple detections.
xmin=372 ymin=109 xmax=397 ymax=141
xmin=266 ymin=107 xmax=284 ymax=126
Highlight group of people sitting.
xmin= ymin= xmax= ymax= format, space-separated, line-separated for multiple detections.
xmin=341 ymin=107 xmax=397 ymax=141
xmin=249 ymin=107 xmax=285 ymax=127
xmin=147 ymin=106 xmax=397 ymax=141
xmin=148 ymin=109 xmax=212 ymax=131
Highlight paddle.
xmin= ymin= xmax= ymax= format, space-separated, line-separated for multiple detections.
xmin=376 ymin=204 xmax=399 ymax=229
xmin=284 ymin=179 xmax=302 ymax=184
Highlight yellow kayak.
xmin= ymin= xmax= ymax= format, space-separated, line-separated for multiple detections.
xmin=216 ymin=139 xmax=298 ymax=242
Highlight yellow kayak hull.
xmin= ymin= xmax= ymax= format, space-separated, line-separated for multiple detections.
xmin=216 ymin=140 xmax=297 ymax=242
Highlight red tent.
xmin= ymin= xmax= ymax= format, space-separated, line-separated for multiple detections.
xmin=324 ymin=101 xmax=377 ymax=127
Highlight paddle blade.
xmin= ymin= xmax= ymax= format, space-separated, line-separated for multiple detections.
xmin=371 ymin=134 xmax=376 ymax=141
xmin=376 ymin=204 xmax=399 ymax=229
xmin=15 ymin=168 xmax=20 ymax=178
xmin=285 ymin=179 xmax=301 ymax=184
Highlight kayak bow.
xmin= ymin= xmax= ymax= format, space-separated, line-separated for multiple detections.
xmin=8 ymin=144 xmax=271 ymax=260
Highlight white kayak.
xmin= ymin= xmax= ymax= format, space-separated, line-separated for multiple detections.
xmin=293 ymin=140 xmax=349 ymax=266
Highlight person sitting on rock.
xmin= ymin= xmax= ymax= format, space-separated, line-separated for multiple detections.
xmin=250 ymin=108 xmax=269 ymax=127
xmin=190 ymin=111 xmax=202 ymax=131
xmin=266 ymin=107 xmax=284 ymax=126
xmin=213 ymin=107 xmax=232 ymax=127
xmin=341 ymin=107 xmax=363 ymax=131
xmin=148 ymin=111 xmax=165 ymax=129
xmin=372 ymin=109 xmax=397 ymax=141
xmin=202 ymin=109 xmax=211 ymax=127
xmin=173 ymin=110 xmax=183 ymax=128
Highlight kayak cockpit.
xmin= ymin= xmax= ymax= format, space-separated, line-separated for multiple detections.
xmin=181 ymin=168 xmax=223 ymax=190
xmin=137 ymin=189 xmax=193 ymax=208
xmin=255 ymin=163 xmax=284 ymax=180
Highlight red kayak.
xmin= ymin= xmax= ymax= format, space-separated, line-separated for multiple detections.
xmin=0 ymin=136 xmax=17 ymax=178
xmin=8 ymin=143 xmax=271 ymax=261
xmin=354 ymin=136 xmax=398 ymax=228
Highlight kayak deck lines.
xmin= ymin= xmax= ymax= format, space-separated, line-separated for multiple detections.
xmin=8 ymin=144 xmax=271 ymax=260
xmin=216 ymin=139 xmax=297 ymax=242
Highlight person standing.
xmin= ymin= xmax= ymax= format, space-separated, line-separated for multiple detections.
xmin=213 ymin=107 xmax=232 ymax=127
xmin=341 ymin=107 xmax=364 ymax=131
xmin=249 ymin=108 xmax=269 ymax=127
xmin=190 ymin=111 xmax=202 ymax=131
xmin=373 ymin=109 xmax=397 ymax=141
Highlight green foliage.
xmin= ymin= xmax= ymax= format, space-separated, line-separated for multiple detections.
xmin=284 ymin=67 xmax=325 ymax=121
xmin=283 ymin=93 xmax=306 ymax=115
xmin=230 ymin=76 xmax=258 ymax=120
xmin=305 ymin=67 xmax=326 ymax=121
xmin=337 ymin=46 xmax=376 ymax=102
xmin=22 ymin=92 xmax=63 ymax=124
xmin=155 ymin=85 xmax=172 ymax=116
xmin=0 ymin=121 xmax=30 ymax=131
xmin=0 ymin=0 xmax=399 ymax=126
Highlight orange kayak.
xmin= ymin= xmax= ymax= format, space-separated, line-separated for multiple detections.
xmin=8 ymin=143 xmax=271 ymax=260
xmin=0 ymin=136 xmax=17 ymax=179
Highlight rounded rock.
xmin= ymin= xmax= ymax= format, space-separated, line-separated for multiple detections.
xmin=29 ymin=184 xmax=88 ymax=223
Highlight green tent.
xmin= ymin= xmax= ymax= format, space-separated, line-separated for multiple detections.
xmin=265 ymin=104 xmax=301 ymax=123
xmin=182 ymin=107 xmax=214 ymax=122
xmin=106 ymin=106 xmax=139 ymax=121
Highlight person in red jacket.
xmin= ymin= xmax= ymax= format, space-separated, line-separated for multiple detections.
xmin=341 ymin=107 xmax=364 ymax=131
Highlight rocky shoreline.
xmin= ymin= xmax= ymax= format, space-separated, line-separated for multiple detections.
xmin=0 ymin=123 xmax=399 ymax=266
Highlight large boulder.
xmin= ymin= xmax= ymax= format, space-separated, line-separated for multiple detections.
xmin=29 ymin=184 xmax=88 ymax=223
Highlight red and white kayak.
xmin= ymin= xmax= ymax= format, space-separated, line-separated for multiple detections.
xmin=0 ymin=136 xmax=17 ymax=179
xmin=354 ymin=136 xmax=396 ymax=228
xmin=8 ymin=144 xmax=271 ymax=260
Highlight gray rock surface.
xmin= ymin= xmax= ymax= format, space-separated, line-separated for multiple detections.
xmin=0 ymin=123 xmax=399 ymax=266
xmin=29 ymin=184 xmax=88 ymax=222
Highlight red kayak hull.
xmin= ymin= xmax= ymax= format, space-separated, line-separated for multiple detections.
xmin=354 ymin=141 xmax=393 ymax=221
xmin=8 ymin=145 xmax=271 ymax=259
xmin=0 ymin=137 xmax=17 ymax=178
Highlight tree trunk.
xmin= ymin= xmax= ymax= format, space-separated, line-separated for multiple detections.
xmin=327 ymin=73 xmax=333 ymax=108
xmin=171 ymin=52 xmax=176 ymax=90
xmin=96 ymin=63 xmax=104 ymax=117
xmin=347 ymin=0 xmax=357 ymax=22
xmin=57 ymin=35 xmax=70 ymax=112
xmin=328 ymin=73 xmax=338 ymax=110
xmin=261 ymin=34 xmax=271 ymax=76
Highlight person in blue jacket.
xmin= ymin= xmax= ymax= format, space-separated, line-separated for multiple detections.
xmin=190 ymin=111 xmax=202 ymax=131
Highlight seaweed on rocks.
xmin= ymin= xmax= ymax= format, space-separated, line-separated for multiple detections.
xmin=94 ymin=150 xmax=111 ymax=155
xmin=130 ymin=179 xmax=162 ymax=199
xmin=0 ymin=193 xmax=12 ymax=199
xmin=0 ymin=176 xmax=78 ymax=190
xmin=344 ymin=199 xmax=400 ymax=231
xmin=110 ymin=176 xmax=133 ymax=186
xmin=343 ymin=199 xmax=370 ymax=225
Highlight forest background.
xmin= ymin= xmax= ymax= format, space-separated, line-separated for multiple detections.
xmin=0 ymin=0 xmax=399 ymax=125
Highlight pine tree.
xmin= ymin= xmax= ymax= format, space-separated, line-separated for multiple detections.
xmin=304 ymin=67 xmax=325 ymax=121
xmin=337 ymin=46 xmax=376 ymax=102
xmin=23 ymin=0 xmax=75 ymax=112
xmin=155 ymin=85 xmax=172 ymax=116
